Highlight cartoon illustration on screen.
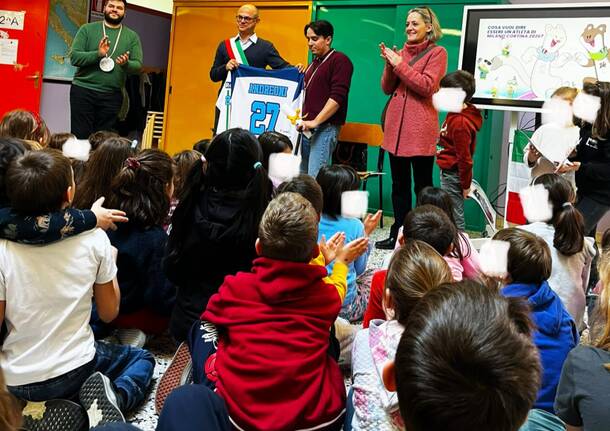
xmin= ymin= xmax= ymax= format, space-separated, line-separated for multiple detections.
xmin=486 ymin=24 xmax=571 ymax=99
xmin=577 ymin=24 xmax=610 ymax=81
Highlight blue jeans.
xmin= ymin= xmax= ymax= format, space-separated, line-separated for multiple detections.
xmin=300 ymin=123 xmax=341 ymax=177
xmin=440 ymin=169 xmax=466 ymax=230
xmin=8 ymin=342 xmax=155 ymax=412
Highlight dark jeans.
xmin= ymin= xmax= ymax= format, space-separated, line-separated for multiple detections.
xmin=70 ymin=84 xmax=123 ymax=139
xmin=576 ymin=195 xmax=610 ymax=235
xmin=157 ymin=384 xmax=231 ymax=431
xmin=388 ymin=154 xmax=435 ymax=238
xmin=8 ymin=341 xmax=155 ymax=412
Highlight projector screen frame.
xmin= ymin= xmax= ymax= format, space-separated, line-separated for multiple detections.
xmin=458 ymin=3 xmax=610 ymax=112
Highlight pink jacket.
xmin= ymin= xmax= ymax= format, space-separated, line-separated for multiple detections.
xmin=381 ymin=40 xmax=448 ymax=157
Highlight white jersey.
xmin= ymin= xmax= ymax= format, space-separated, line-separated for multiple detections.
xmin=216 ymin=65 xmax=304 ymax=144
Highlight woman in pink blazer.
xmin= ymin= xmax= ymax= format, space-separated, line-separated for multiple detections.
xmin=376 ymin=6 xmax=448 ymax=249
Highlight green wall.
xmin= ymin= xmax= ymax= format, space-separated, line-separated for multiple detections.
xmin=313 ymin=0 xmax=505 ymax=233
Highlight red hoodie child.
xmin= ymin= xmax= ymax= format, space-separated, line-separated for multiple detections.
xmin=201 ymin=251 xmax=349 ymax=431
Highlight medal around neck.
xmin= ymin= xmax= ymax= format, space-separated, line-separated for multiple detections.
xmin=100 ymin=57 xmax=115 ymax=72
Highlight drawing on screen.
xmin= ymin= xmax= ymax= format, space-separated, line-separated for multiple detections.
xmin=578 ymin=24 xmax=610 ymax=81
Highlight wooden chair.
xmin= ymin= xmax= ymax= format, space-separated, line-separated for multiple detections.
xmin=142 ymin=111 xmax=164 ymax=149
xmin=338 ymin=123 xmax=385 ymax=227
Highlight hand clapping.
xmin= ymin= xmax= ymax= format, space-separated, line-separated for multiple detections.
xmin=116 ymin=51 xmax=130 ymax=65
xmin=379 ymin=42 xmax=402 ymax=67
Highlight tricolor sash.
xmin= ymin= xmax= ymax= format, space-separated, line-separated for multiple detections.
xmin=224 ymin=38 xmax=249 ymax=65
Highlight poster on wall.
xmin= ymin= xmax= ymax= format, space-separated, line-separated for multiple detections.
xmin=459 ymin=4 xmax=610 ymax=111
xmin=44 ymin=0 xmax=90 ymax=80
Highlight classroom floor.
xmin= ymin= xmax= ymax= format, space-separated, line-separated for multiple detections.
xmin=127 ymin=218 xmax=395 ymax=430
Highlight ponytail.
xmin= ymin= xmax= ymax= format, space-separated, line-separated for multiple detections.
xmin=533 ymin=174 xmax=585 ymax=256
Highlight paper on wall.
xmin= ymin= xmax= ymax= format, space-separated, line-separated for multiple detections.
xmin=0 ymin=10 xmax=25 ymax=31
xmin=0 ymin=39 xmax=17 ymax=65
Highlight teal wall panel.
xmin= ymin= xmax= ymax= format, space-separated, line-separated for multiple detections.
xmin=313 ymin=1 xmax=505 ymax=233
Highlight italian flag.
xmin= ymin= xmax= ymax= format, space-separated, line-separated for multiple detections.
xmin=225 ymin=37 xmax=249 ymax=65
xmin=506 ymin=130 xmax=532 ymax=225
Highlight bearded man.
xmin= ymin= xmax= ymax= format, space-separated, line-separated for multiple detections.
xmin=69 ymin=0 xmax=143 ymax=138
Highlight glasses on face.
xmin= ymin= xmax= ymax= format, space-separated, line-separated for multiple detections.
xmin=236 ymin=15 xmax=255 ymax=22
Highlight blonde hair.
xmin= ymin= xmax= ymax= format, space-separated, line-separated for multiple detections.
xmin=552 ymin=86 xmax=578 ymax=103
xmin=595 ymin=249 xmax=610 ymax=371
xmin=0 ymin=369 xmax=21 ymax=430
xmin=0 ymin=110 xmax=49 ymax=147
xmin=408 ymin=6 xmax=443 ymax=42
xmin=386 ymin=239 xmax=453 ymax=326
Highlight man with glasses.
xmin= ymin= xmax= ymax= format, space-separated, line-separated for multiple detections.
xmin=210 ymin=4 xmax=292 ymax=83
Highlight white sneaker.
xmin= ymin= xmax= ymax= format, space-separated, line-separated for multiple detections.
xmin=115 ymin=328 xmax=147 ymax=348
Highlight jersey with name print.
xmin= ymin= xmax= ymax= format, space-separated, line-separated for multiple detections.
xmin=216 ymin=65 xmax=304 ymax=144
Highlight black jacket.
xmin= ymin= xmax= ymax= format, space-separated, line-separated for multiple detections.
xmin=575 ymin=125 xmax=610 ymax=206
xmin=164 ymin=188 xmax=259 ymax=342
xmin=209 ymin=37 xmax=289 ymax=83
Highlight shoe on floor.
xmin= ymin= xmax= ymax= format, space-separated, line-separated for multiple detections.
xmin=79 ymin=372 xmax=125 ymax=428
xmin=375 ymin=237 xmax=396 ymax=250
xmin=115 ymin=328 xmax=147 ymax=348
xmin=155 ymin=341 xmax=192 ymax=414
xmin=22 ymin=399 xmax=87 ymax=431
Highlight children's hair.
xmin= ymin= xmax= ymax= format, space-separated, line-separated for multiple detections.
xmin=0 ymin=137 xmax=27 ymax=207
xmin=108 ymin=149 xmax=174 ymax=228
xmin=493 ymin=228 xmax=551 ymax=284
xmin=602 ymin=228 xmax=610 ymax=253
xmin=73 ymin=137 xmax=136 ymax=209
xmin=440 ymin=70 xmax=476 ymax=102
xmin=408 ymin=6 xmax=443 ymax=42
xmin=49 ymin=132 xmax=75 ymax=151
xmin=595 ymin=247 xmax=610 ymax=365
xmin=394 ymin=280 xmax=541 ymax=431
xmin=71 ymin=159 xmax=87 ymax=186
xmin=304 ymin=20 xmax=334 ymax=38
xmin=172 ymin=150 xmax=201 ymax=201
xmin=193 ymin=138 xmax=211 ymax=156
xmin=258 ymin=131 xmax=293 ymax=170
xmin=532 ymin=173 xmax=585 ymax=256
xmin=0 ymin=368 xmax=21 ymax=430
xmin=551 ymin=86 xmax=578 ymax=103
xmin=0 ymin=109 xmax=50 ymax=146
xmin=88 ymin=130 xmax=119 ymax=151
xmin=276 ymin=174 xmax=324 ymax=215
xmin=167 ymin=128 xmax=271 ymax=259
xmin=386 ymin=239 xmax=453 ymax=326
xmin=582 ymin=80 xmax=610 ymax=139
xmin=6 ymin=149 xmax=72 ymax=215
xmin=258 ymin=192 xmax=318 ymax=262
xmin=402 ymin=204 xmax=456 ymax=256
xmin=316 ymin=164 xmax=360 ymax=219
xmin=417 ymin=186 xmax=467 ymax=259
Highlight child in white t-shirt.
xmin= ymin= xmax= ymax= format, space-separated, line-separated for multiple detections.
xmin=0 ymin=150 xmax=154 ymax=429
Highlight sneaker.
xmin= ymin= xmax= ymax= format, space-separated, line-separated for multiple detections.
xmin=79 ymin=372 xmax=125 ymax=428
xmin=22 ymin=399 xmax=87 ymax=431
xmin=155 ymin=341 xmax=192 ymax=414
xmin=115 ymin=328 xmax=147 ymax=348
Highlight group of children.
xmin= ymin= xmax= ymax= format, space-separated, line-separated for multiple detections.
xmin=0 ymin=71 xmax=607 ymax=431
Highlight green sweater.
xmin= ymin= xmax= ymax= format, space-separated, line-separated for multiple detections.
xmin=70 ymin=21 xmax=143 ymax=93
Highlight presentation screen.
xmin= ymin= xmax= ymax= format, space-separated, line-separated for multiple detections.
xmin=459 ymin=4 xmax=610 ymax=111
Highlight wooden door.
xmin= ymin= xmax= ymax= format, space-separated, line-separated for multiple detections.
xmin=0 ymin=1 xmax=50 ymax=117
xmin=163 ymin=2 xmax=311 ymax=156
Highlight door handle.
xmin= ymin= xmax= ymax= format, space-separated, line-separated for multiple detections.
xmin=25 ymin=71 xmax=41 ymax=89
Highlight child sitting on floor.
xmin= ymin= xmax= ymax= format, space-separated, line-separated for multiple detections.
xmin=384 ymin=281 xmax=554 ymax=431
xmin=0 ymin=149 xmax=154 ymax=429
xmin=494 ymin=227 xmax=578 ymax=413
xmin=200 ymin=192 xmax=368 ymax=431
xmin=103 ymin=149 xmax=176 ymax=345
xmin=316 ymin=164 xmax=381 ymax=321
xmin=349 ymin=239 xmax=452 ymax=430
xmin=364 ymin=204 xmax=459 ymax=327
